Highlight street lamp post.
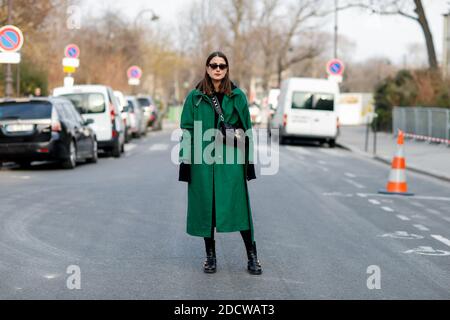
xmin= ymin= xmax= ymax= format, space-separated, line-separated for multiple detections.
xmin=443 ymin=12 xmax=450 ymax=78
xmin=334 ymin=0 xmax=338 ymax=59
xmin=5 ymin=0 xmax=14 ymax=97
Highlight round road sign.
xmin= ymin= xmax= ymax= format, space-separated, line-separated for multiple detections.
xmin=127 ymin=66 xmax=142 ymax=79
xmin=326 ymin=59 xmax=345 ymax=76
xmin=0 ymin=25 xmax=24 ymax=53
xmin=64 ymin=44 xmax=80 ymax=59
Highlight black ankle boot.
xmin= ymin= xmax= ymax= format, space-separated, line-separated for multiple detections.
xmin=246 ymin=241 xmax=262 ymax=275
xmin=203 ymin=239 xmax=216 ymax=273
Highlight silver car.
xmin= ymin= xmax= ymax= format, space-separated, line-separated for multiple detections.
xmin=126 ymin=96 xmax=147 ymax=138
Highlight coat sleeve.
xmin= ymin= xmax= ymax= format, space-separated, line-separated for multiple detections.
xmin=178 ymin=91 xmax=195 ymax=183
xmin=238 ymin=92 xmax=256 ymax=181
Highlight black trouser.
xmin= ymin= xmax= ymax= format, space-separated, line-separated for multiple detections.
xmin=204 ymin=230 xmax=253 ymax=250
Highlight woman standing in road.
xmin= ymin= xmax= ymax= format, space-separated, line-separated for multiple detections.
xmin=178 ymin=51 xmax=262 ymax=275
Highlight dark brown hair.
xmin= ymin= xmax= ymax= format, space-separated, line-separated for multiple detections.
xmin=196 ymin=51 xmax=232 ymax=96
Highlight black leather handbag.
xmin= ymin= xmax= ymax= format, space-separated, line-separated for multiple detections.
xmin=211 ymin=95 xmax=245 ymax=147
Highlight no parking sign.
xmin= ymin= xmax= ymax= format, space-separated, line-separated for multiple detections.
xmin=0 ymin=25 xmax=24 ymax=64
xmin=326 ymin=58 xmax=345 ymax=83
xmin=62 ymin=44 xmax=80 ymax=69
xmin=0 ymin=25 xmax=24 ymax=52
xmin=127 ymin=66 xmax=142 ymax=86
xmin=65 ymin=44 xmax=80 ymax=59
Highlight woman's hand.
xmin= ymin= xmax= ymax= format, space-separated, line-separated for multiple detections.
xmin=179 ymin=162 xmax=191 ymax=183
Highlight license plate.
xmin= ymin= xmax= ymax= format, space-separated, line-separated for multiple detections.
xmin=6 ymin=124 xmax=34 ymax=132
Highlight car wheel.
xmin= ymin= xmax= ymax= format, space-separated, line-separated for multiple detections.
xmin=62 ymin=140 xmax=77 ymax=169
xmin=329 ymin=139 xmax=336 ymax=148
xmin=112 ymin=139 xmax=121 ymax=158
xmin=86 ymin=139 xmax=98 ymax=164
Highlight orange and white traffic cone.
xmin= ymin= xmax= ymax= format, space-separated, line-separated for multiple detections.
xmin=379 ymin=130 xmax=414 ymax=196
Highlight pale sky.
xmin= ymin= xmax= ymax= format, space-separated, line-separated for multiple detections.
xmin=85 ymin=0 xmax=448 ymax=66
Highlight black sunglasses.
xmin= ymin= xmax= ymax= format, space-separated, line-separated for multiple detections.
xmin=208 ymin=63 xmax=228 ymax=70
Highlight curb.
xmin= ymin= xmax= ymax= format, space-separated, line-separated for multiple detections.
xmin=337 ymin=142 xmax=450 ymax=183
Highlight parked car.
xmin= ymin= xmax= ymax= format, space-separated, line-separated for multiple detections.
xmin=53 ymin=85 xmax=125 ymax=157
xmin=126 ymin=96 xmax=147 ymax=138
xmin=0 ymin=97 xmax=97 ymax=169
xmin=137 ymin=95 xmax=162 ymax=130
xmin=269 ymin=77 xmax=339 ymax=147
xmin=114 ymin=90 xmax=133 ymax=143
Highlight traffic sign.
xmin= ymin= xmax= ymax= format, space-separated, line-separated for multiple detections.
xmin=0 ymin=25 xmax=24 ymax=53
xmin=64 ymin=66 xmax=76 ymax=73
xmin=62 ymin=57 xmax=80 ymax=68
xmin=326 ymin=59 xmax=345 ymax=76
xmin=127 ymin=66 xmax=142 ymax=80
xmin=128 ymin=78 xmax=140 ymax=86
xmin=64 ymin=44 xmax=80 ymax=59
xmin=0 ymin=52 xmax=21 ymax=64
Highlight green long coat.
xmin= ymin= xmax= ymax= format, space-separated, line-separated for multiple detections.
xmin=179 ymin=87 xmax=255 ymax=240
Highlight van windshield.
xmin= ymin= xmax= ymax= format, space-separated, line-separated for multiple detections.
xmin=59 ymin=93 xmax=106 ymax=114
xmin=292 ymin=92 xmax=334 ymax=111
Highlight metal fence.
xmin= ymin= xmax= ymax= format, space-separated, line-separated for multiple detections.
xmin=392 ymin=107 xmax=450 ymax=146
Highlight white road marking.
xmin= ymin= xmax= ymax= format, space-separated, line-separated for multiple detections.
xmin=345 ymin=172 xmax=357 ymax=178
xmin=357 ymin=193 xmax=367 ymax=198
xmin=396 ymin=215 xmax=410 ymax=221
xmin=318 ymin=160 xmax=327 ymax=165
xmin=443 ymin=217 xmax=450 ymax=223
xmin=12 ymin=175 xmax=31 ymax=180
xmin=286 ymin=146 xmax=312 ymax=155
xmin=44 ymin=274 xmax=59 ymax=279
xmin=413 ymin=224 xmax=430 ymax=232
xmin=356 ymin=193 xmax=450 ymax=202
xmin=379 ymin=231 xmax=423 ymax=240
xmin=318 ymin=148 xmax=346 ymax=157
xmin=426 ymin=208 xmax=441 ymax=216
xmin=411 ymin=214 xmax=427 ymax=220
xmin=368 ymin=199 xmax=381 ymax=205
xmin=431 ymin=235 xmax=450 ymax=248
xmin=322 ymin=192 xmax=353 ymax=197
xmin=404 ymin=246 xmax=450 ymax=256
xmin=411 ymin=202 xmax=424 ymax=208
xmin=125 ymin=144 xmax=137 ymax=152
xmin=381 ymin=206 xmax=394 ymax=212
xmin=344 ymin=179 xmax=365 ymax=189
xmin=148 ymin=144 xmax=169 ymax=151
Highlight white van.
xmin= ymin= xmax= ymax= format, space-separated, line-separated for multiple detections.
xmin=53 ymin=85 xmax=125 ymax=157
xmin=270 ymin=78 xmax=339 ymax=147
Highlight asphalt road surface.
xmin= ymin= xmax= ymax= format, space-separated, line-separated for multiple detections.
xmin=0 ymin=128 xmax=449 ymax=299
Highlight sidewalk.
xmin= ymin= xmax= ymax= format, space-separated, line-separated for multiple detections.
xmin=338 ymin=125 xmax=450 ymax=182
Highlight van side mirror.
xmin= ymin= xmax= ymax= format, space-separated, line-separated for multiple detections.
xmin=84 ymin=119 xmax=94 ymax=125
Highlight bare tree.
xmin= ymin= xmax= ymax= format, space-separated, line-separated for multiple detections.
xmin=338 ymin=0 xmax=438 ymax=71
xmin=272 ymin=0 xmax=325 ymax=87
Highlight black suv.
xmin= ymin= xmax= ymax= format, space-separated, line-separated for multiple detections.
xmin=0 ymin=97 xmax=98 ymax=169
